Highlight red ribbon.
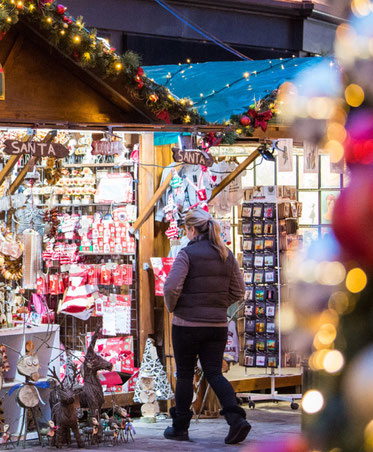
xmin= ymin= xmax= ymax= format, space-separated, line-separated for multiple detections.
xmin=248 ymin=109 xmax=273 ymax=132
xmin=156 ymin=110 xmax=170 ymax=124
xmin=135 ymin=67 xmax=144 ymax=89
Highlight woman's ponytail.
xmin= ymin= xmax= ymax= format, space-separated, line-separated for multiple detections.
xmin=207 ymin=219 xmax=229 ymax=262
xmin=184 ymin=208 xmax=228 ymax=262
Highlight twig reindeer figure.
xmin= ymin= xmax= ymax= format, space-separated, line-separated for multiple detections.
xmin=79 ymin=328 xmax=112 ymax=444
xmin=48 ymin=366 xmax=84 ymax=448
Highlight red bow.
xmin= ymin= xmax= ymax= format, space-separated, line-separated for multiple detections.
xmin=248 ymin=109 xmax=273 ymax=132
xmin=135 ymin=67 xmax=144 ymax=89
xmin=156 ymin=110 xmax=170 ymax=124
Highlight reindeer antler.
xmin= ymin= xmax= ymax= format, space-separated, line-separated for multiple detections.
xmin=88 ymin=326 xmax=101 ymax=352
xmin=48 ymin=366 xmax=63 ymax=388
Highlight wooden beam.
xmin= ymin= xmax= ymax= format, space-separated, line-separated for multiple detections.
xmin=3 ymin=34 xmax=24 ymax=71
xmin=209 ymin=150 xmax=260 ymax=202
xmin=138 ymin=133 xmax=156 ymax=360
xmin=8 ymin=156 xmax=39 ymax=195
xmin=0 ymin=131 xmax=34 ymax=187
xmin=130 ymin=168 xmax=179 ymax=234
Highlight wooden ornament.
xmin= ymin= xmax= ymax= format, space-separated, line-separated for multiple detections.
xmin=141 ymin=402 xmax=159 ymax=418
xmin=17 ymin=355 xmax=40 ymax=380
xmin=16 ymin=385 xmax=39 ymax=408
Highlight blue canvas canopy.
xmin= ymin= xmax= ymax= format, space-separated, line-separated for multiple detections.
xmin=144 ymin=57 xmax=330 ymax=145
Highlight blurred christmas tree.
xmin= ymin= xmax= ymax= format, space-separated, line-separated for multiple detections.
xmin=245 ymin=1 xmax=373 ymax=451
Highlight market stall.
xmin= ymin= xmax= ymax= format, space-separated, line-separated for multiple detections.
xmin=0 ymin=3 xmax=225 ymax=445
xmin=146 ymin=58 xmax=344 ymax=415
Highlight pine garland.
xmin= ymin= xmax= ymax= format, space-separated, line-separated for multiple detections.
xmin=221 ymin=90 xmax=278 ymax=144
xmin=0 ymin=0 xmax=206 ymax=125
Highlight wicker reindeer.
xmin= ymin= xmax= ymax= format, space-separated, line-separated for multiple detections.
xmin=79 ymin=328 xmax=113 ymax=444
xmin=49 ymin=366 xmax=84 ymax=448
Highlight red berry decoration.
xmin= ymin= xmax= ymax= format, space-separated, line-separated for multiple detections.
xmin=240 ymin=115 xmax=251 ymax=126
xmin=56 ymin=4 xmax=66 ymax=14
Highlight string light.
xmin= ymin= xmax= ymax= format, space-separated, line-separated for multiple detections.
xmin=6 ymin=17 xmax=11 ymax=22
xmin=46 ymin=16 xmax=52 ymax=24
xmin=73 ymin=35 xmax=81 ymax=44
xmin=115 ymin=62 xmax=122 ymax=71
xmin=243 ymin=72 xmax=250 ymax=78
xmin=60 ymin=29 xmax=65 ymax=35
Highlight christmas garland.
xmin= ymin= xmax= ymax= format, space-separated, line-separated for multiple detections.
xmin=221 ymin=90 xmax=278 ymax=144
xmin=0 ymin=0 xmax=206 ymax=125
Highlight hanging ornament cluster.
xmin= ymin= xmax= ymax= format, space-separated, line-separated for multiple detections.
xmin=0 ymin=0 xmax=205 ymax=125
xmin=222 ymin=91 xmax=278 ymax=144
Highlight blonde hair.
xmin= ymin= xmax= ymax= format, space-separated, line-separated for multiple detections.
xmin=185 ymin=208 xmax=228 ymax=262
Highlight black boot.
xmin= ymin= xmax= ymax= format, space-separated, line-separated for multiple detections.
xmin=163 ymin=407 xmax=193 ymax=441
xmin=220 ymin=406 xmax=251 ymax=444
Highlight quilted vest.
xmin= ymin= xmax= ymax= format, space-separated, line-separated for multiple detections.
xmin=174 ymin=235 xmax=234 ymax=323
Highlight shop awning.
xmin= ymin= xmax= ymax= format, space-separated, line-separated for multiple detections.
xmin=145 ymin=57 xmax=331 ymax=145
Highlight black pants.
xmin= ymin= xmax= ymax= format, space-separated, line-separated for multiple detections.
xmin=172 ymin=324 xmax=237 ymax=415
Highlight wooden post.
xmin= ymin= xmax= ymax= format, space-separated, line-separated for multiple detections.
xmin=138 ymin=133 xmax=156 ymax=360
xmin=209 ymin=150 xmax=260 ymax=202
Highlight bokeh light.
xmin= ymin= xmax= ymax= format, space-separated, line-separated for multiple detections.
xmin=364 ymin=419 xmax=373 ymax=451
xmin=345 ymin=84 xmax=365 ymax=107
xmin=315 ymin=323 xmax=337 ymax=346
xmin=324 ymin=140 xmax=345 ymax=163
xmin=328 ymin=291 xmax=350 ymax=315
xmin=345 ymin=268 xmax=368 ymax=293
xmin=323 ymin=350 xmax=344 ymax=373
xmin=302 ymin=390 xmax=324 ymax=414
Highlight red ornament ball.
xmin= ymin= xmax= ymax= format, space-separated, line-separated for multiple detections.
xmin=344 ymin=110 xmax=373 ymax=167
xmin=240 ymin=116 xmax=251 ymax=126
xmin=332 ymin=166 xmax=373 ymax=268
xmin=56 ymin=4 xmax=66 ymax=14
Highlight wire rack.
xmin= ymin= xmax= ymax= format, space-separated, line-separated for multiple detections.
xmin=42 ymin=160 xmax=140 ymax=365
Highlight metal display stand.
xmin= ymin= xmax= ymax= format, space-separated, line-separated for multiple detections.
xmin=238 ymin=189 xmax=302 ymax=410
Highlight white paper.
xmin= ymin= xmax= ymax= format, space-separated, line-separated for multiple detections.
xmin=277 ymin=139 xmax=293 ymax=172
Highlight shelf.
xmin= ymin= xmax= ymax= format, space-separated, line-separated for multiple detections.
xmin=35 ymin=202 xmax=132 ymax=207
xmin=0 ymin=324 xmax=59 ymax=337
xmin=64 ymin=162 xmax=134 ymax=168
xmin=79 ymin=252 xmax=135 ymax=256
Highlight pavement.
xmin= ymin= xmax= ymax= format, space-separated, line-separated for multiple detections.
xmin=11 ymin=402 xmax=301 ymax=451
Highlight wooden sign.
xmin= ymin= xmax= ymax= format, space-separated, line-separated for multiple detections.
xmin=172 ymin=147 xmax=213 ymax=167
xmin=91 ymin=140 xmax=123 ymax=156
xmin=4 ymin=140 xmax=68 ymax=158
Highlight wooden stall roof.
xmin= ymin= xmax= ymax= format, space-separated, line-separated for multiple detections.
xmin=0 ymin=22 xmax=226 ymax=132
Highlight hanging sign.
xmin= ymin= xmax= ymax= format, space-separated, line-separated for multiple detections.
xmin=172 ymin=147 xmax=213 ymax=167
xmin=91 ymin=140 xmax=124 ymax=156
xmin=3 ymin=140 xmax=68 ymax=158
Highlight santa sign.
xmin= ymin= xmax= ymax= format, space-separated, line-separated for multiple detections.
xmin=4 ymin=140 xmax=68 ymax=158
xmin=172 ymin=147 xmax=213 ymax=167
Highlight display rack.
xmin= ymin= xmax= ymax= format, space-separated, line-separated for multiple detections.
xmin=36 ymin=152 xmax=140 ymax=360
xmin=237 ymin=186 xmax=303 ymax=409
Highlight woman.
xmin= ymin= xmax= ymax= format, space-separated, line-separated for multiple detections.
xmin=163 ymin=208 xmax=251 ymax=445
